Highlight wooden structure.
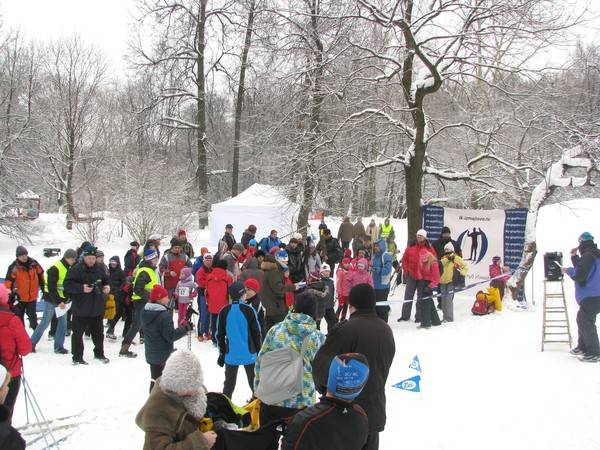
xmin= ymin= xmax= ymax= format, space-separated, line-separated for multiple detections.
xmin=541 ymin=279 xmax=573 ymax=351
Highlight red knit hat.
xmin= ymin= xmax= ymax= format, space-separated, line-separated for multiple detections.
xmin=244 ymin=278 xmax=261 ymax=293
xmin=149 ymin=285 xmax=169 ymax=302
xmin=344 ymin=248 xmax=352 ymax=258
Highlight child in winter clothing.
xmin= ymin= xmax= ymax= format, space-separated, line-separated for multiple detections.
xmin=216 ymin=282 xmax=262 ymax=401
xmin=344 ymin=258 xmax=374 ymax=293
xmin=317 ymin=264 xmax=337 ymax=331
xmin=141 ymin=285 xmax=191 ymax=392
xmin=205 ymin=259 xmax=233 ymax=345
xmin=489 ymin=256 xmax=510 ymax=300
xmin=336 ymin=258 xmax=351 ymax=321
xmin=106 ymin=256 xmax=128 ymax=340
xmin=439 ymin=243 xmax=468 ymax=322
xmin=175 ymin=267 xmax=197 ymax=326
xmin=283 ymin=267 xmax=295 ymax=309
xmin=195 ymin=253 xmax=213 ymax=341
xmin=417 ymin=250 xmax=441 ymax=329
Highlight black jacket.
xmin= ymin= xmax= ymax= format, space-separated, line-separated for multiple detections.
xmin=222 ymin=232 xmax=236 ymax=251
xmin=571 ymin=240 xmax=600 ymax=287
xmin=217 ymin=300 xmax=262 ymax=365
xmin=141 ymin=303 xmax=187 ymax=365
xmin=44 ymin=258 xmax=70 ymax=305
xmin=287 ymin=245 xmax=305 ymax=283
xmin=63 ymin=261 xmax=109 ymax=317
xmin=241 ymin=230 xmax=255 ymax=248
xmin=0 ymin=405 xmax=25 ymax=450
xmin=312 ymin=310 xmax=395 ymax=433
xmin=432 ymin=237 xmax=462 ymax=259
xmin=109 ymin=263 xmax=126 ymax=295
xmin=260 ymin=256 xmax=288 ymax=318
xmin=317 ymin=237 xmax=343 ymax=265
xmin=282 ymin=396 xmax=368 ymax=450
xmin=124 ymin=249 xmax=140 ymax=275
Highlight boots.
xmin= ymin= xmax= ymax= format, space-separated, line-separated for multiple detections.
xmin=119 ymin=342 xmax=137 ymax=358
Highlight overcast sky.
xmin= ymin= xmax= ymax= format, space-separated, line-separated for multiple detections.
xmin=1 ymin=0 xmax=599 ymax=75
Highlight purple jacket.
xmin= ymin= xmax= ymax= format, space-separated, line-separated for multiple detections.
xmin=175 ymin=275 xmax=197 ymax=304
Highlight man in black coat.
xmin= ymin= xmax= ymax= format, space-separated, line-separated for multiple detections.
xmin=63 ymin=246 xmax=110 ymax=365
xmin=287 ymin=238 xmax=305 ymax=283
xmin=124 ymin=241 xmax=141 ymax=275
xmin=313 ymin=284 xmax=395 ymax=450
xmin=283 ymin=353 xmax=370 ymax=450
xmin=317 ymin=229 xmax=343 ymax=277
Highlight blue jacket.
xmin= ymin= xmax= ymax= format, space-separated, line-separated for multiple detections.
xmin=260 ymin=236 xmax=282 ymax=253
xmin=372 ymin=239 xmax=393 ymax=290
xmin=217 ymin=301 xmax=262 ymax=366
xmin=141 ymin=303 xmax=187 ymax=365
xmin=566 ymin=242 xmax=600 ymax=304
xmin=191 ymin=256 xmax=204 ymax=278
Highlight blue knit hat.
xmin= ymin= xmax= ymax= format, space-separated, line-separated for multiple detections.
xmin=327 ymin=353 xmax=370 ymax=402
xmin=276 ymin=250 xmax=288 ymax=261
xmin=144 ymin=249 xmax=158 ymax=261
xmin=249 ymin=239 xmax=257 ymax=247
xmin=579 ymin=232 xmax=594 ymax=242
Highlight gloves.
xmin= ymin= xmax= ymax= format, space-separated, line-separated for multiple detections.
xmin=217 ymin=353 xmax=225 ymax=367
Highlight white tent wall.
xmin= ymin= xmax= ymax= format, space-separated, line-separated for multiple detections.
xmin=208 ymin=184 xmax=299 ymax=245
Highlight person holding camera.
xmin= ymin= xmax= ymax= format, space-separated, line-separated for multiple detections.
xmin=63 ymin=246 xmax=110 ymax=365
xmin=142 ymin=285 xmax=191 ymax=392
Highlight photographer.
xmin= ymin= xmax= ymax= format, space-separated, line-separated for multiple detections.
xmin=142 ymin=285 xmax=191 ymax=392
xmin=63 ymin=246 xmax=110 ymax=365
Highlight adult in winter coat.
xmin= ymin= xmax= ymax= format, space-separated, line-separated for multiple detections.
xmin=378 ymin=218 xmax=395 ymax=246
xmin=260 ymin=254 xmax=295 ymax=330
xmin=337 ymin=217 xmax=354 ymax=251
xmin=4 ymin=246 xmax=45 ymax=329
xmin=216 ymin=282 xmax=262 ymax=400
xmin=287 ymin=238 xmax=306 ymax=283
xmin=565 ymin=232 xmax=600 ymax=362
xmin=222 ymin=243 xmax=244 ymax=280
xmin=121 ymin=249 xmax=160 ymax=358
xmin=136 ymin=350 xmax=217 ymax=450
xmin=317 ymin=229 xmax=343 ymax=276
xmin=254 ymin=292 xmax=325 ymax=417
xmin=366 ymin=219 xmax=378 ymax=245
xmin=0 ymin=365 xmax=26 ymax=449
xmin=239 ymin=257 xmax=264 ymax=289
xmin=0 ymin=285 xmax=32 ymax=423
xmin=221 ymin=224 xmax=237 ymax=251
xmin=63 ymin=246 xmax=111 ymax=365
xmin=372 ymin=239 xmax=394 ymax=323
xmin=159 ymin=241 xmax=191 ymax=298
xmin=241 ymin=224 xmax=257 ymax=248
xmin=398 ymin=229 xmax=437 ymax=322
xmin=432 ymin=226 xmax=463 ymax=259
xmin=141 ymin=285 xmax=190 ymax=392
xmin=282 ymin=353 xmax=370 ymax=450
xmin=439 ymin=243 xmax=468 ymax=322
xmin=205 ymin=259 xmax=233 ymax=344
xmin=259 ymin=229 xmax=282 ymax=254
xmin=106 ymin=256 xmax=130 ymax=340
xmin=195 ymin=254 xmax=213 ymax=340
xmin=124 ymin=241 xmax=141 ymax=275
xmin=352 ymin=217 xmax=366 ymax=257
xmin=304 ymin=243 xmax=322 ymax=278
xmin=171 ymin=228 xmax=195 ymax=258
xmin=313 ymin=284 xmax=395 ymax=450
xmin=30 ymin=249 xmax=77 ymax=354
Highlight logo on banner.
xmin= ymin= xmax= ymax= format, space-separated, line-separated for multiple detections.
xmin=393 ymin=375 xmax=421 ymax=393
xmin=408 ymin=355 xmax=422 ymax=372
xmin=457 ymin=227 xmax=488 ymax=264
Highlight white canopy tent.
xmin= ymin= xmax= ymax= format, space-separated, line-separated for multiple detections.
xmin=208 ymin=183 xmax=300 ymax=245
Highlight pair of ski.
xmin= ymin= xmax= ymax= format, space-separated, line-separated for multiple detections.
xmin=18 ymin=409 xmax=91 ymax=448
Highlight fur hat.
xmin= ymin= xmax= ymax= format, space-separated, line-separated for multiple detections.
xmin=244 ymin=278 xmax=261 ymax=293
xmin=349 ymin=283 xmax=376 ymax=311
xmin=327 ymin=353 xmax=370 ymax=402
xmin=160 ymin=350 xmax=207 ymax=420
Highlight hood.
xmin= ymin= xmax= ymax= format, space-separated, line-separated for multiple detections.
xmin=375 ymin=239 xmax=386 ymax=253
xmin=357 ymin=258 xmax=369 ymax=271
xmin=142 ymin=302 xmax=168 ymax=326
xmin=245 ymin=257 xmax=259 ymax=270
xmin=283 ymin=312 xmax=318 ymax=338
xmin=579 ymin=240 xmax=600 ymax=258
xmin=261 ymin=255 xmax=279 ymax=272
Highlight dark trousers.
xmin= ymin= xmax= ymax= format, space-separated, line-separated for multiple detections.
xmin=265 ymin=313 xmax=287 ymax=332
xmin=363 ymin=432 xmax=379 ymax=450
xmin=210 ymin=313 xmax=219 ymax=344
xmin=419 ymin=281 xmax=441 ymax=327
xmin=223 ymin=364 xmax=255 ymax=399
xmin=108 ymin=294 xmax=132 ymax=336
xmin=576 ymin=296 xmax=600 ymax=356
xmin=14 ymin=301 xmax=38 ymax=329
xmin=71 ymin=315 xmax=105 ymax=361
xmin=316 ymin=308 xmax=338 ymax=331
xmin=341 ymin=241 xmax=350 ymax=250
xmin=375 ymin=288 xmax=391 ymax=323
xmin=259 ymin=403 xmax=299 ymax=425
xmin=4 ymin=375 xmax=21 ymax=424
xmin=149 ymin=363 xmax=165 ymax=393
xmin=401 ymin=275 xmax=419 ymax=321
xmin=123 ymin=301 xmax=145 ymax=345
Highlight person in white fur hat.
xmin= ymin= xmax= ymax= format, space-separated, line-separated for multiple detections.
xmin=136 ymin=350 xmax=217 ymax=449
xmin=0 ymin=365 xmax=25 ymax=449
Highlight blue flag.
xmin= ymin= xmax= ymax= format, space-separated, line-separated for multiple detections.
xmin=393 ymin=375 xmax=421 ymax=393
xmin=409 ymin=355 xmax=422 ymax=372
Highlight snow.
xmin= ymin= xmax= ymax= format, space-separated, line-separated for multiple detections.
xmin=2 ymin=200 xmax=600 ymax=449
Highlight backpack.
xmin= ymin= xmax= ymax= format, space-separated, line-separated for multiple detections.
xmin=255 ymin=335 xmax=310 ymax=405
xmin=471 ymin=291 xmax=495 ymax=315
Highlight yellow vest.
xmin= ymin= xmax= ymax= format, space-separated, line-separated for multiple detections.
xmin=380 ymin=223 xmax=394 ymax=239
xmin=131 ymin=266 xmax=159 ymax=301
xmin=43 ymin=260 xmax=69 ymax=299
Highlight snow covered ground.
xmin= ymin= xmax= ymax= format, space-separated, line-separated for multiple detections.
xmin=2 ymin=200 xmax=599 ymax=450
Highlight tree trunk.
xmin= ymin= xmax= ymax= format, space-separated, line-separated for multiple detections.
xmin=231 ymin=0 xmax=256 ymax=197
xmin=65 ymin=128 xmax=77 ymax=223
xmin=196 ymin=0 xmax=209 ymax=227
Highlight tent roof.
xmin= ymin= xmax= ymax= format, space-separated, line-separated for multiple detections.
xmin=212 ymin=183 xmax=298 ymax=209
xmin=17 ymin=189 xmax=40 ymax=199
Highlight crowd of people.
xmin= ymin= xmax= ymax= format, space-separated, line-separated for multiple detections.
xmin=0 ymin=220 xmax=598 ymax=449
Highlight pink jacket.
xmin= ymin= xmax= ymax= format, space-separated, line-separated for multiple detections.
xmin=344 ymin=259 xmax=374 ymax=292
xmin=336 ymin=267 xmax=350 ymax=297
xmin=416 ymin=249 xmax=440 ymax=288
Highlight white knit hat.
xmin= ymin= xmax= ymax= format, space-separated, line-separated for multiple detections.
xmin=161 ymin=350 xmax=204 ymax=395
xmin=444 ymin=242 xmax=455 ymax=253
xmin=416 ymin=229 xmax=427 ymax=238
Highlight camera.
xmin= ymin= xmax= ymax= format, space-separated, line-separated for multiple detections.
xmin=544 ymin=252 xmax=563 ymax=281
xmin=87 ymin=279 xmax=103 ymax=294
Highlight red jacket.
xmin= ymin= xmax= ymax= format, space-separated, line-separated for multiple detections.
xmin=195 ymin=265 xmax=212 ymax=291
xmin=159 ymin=251 xmax=189 ymax=290
xmin=402 ymin=242 xmax=435 ymax=279
xmin=416 ymin=248 xmax=440 ymax=288
xmin=284 ymin=277 xmax=295 ymax=308
xmin=205 ymin=267 xmax=233 ymax=314
xmin=0 ymin=306 xmax=32 ymax=376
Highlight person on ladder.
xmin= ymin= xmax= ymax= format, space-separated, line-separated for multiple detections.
xmin=564 ymin=232 xmax=600 ymax=363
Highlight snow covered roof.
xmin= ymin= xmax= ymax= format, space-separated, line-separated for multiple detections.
xmin=212 ymin=183 xmax=298 ymax=208
xmin=16 ymin=189 xmax=40 ymax=199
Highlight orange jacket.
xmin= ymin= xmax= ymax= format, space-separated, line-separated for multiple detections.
xmin=4 ymin=258 xmax=45 ymax=302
